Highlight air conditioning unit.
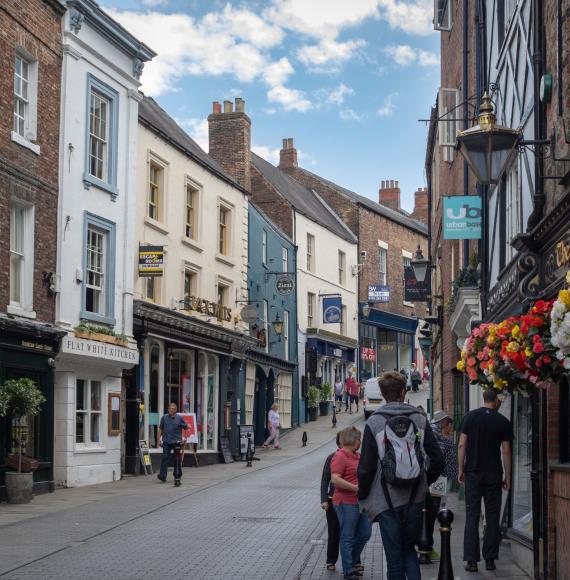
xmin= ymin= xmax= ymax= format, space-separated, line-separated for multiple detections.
xmin=360 ymin=250 xmax=368 ymax=261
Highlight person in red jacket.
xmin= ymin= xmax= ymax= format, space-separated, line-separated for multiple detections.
xmin=344 ymin=373 xmax=359 ymax=414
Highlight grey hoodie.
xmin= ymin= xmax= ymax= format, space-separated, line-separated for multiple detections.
xmin=357 ymin=402 xmax=444 ymax=522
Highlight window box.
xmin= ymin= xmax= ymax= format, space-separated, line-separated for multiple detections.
xmin=74 ymin=329 xmax=128 ymax=347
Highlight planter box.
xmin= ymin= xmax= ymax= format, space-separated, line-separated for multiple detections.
xmin=5 ymin=471 xmax=33 ymax=504
xmin=308 ymin=407 xmax=318 ymax=422
xmin=5 ymin=454 xmax=39 ymax=473
xmin=75 ymin=330 xmax=128 ymax=347
xmin=319 ymin=401 xmax=330 ymax=416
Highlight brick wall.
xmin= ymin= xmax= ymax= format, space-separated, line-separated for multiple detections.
xmin=378 ymin=180 xmax=401 ymax=211
xmin=0 ymin=0 xmax=63 ymax=321
xmin=411 ymin=187 xmax=428 ymax=224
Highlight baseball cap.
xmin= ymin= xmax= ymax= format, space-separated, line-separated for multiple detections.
xmin=432 ymin=410 xmax=452 ymax=424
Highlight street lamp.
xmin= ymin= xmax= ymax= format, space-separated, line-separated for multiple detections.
xmin=362 ymin=303 xmax=371 ymax=318
xmin=456 ymin=92 xmax=521 ymax=185
xmin=417 ymin=322 xmax=434 ymax=419
xmin=272 ymin=313 xmax=284 ymax=336
xmin=410 ymin=245 xmax=431 ymax=284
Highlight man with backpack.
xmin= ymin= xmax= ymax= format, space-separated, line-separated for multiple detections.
xmin=358 ymin=372 xmax=444 ymax=579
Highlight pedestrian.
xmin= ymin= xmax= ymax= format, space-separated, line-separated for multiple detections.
xmin=400 ymin=368 xmax=409 ymax=391
xmin=420 ymin=410 xmax=458 ymax=565
xmin=157 ymin=402 xmax=188 ymax=486
xmin=422 ymin=364 xmax=430 ymax=389
xmin=321 ymin=432 xmax=342 ymax=571
xmin=345 ymin=373 xmax=357 ymax=413
xmin=358 ymin=372 xmax=444 ymax=580
xmin=458 ymin=389 xmax=513 ymax=572
xmin=262 ymin=403 xmax=282 ymax=449
xmin=410 ymin=363 xmax=422 ymax=393
xmin=334 ymin=375 xmax=344 ymax=413
xmin=331 ymin=426 xmax=371 ymax=579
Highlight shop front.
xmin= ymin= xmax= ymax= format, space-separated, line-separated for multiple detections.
xmin=0 ymin=317 xmax=64 ymax=499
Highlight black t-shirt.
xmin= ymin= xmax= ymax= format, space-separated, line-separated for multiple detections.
xmin=459 ymin=407 xmax=513 ymax=473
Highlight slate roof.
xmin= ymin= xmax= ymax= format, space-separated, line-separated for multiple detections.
xmin=251 ymin=153 xmax=357 ymax=244
xmin=138 ymin=96 xmax=247 ymax=194
xmin=291 ymin=166 xmax=428 ymax=236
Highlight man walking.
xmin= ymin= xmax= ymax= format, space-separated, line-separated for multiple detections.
xmin=157 ymin=402 xmax=188 ymax=486
xmin=344 ymin=373 xmax=357 ymax=413
xmin=410 ymin=363 xmax=422 ymax=393
xmin=358 ymin=372 xmax=444 ymax=579
xmin=458 ymin=389 xmax=513 ymax=572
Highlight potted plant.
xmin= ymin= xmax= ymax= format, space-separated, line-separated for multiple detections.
xmin=0 ymin=378 xmax=45 ymax=504
xmin=74 ymin=323 xmax=129 ymax=346
xmin=307 ymin=386 xmax=320 ymax=422
xmin=319 ymin=382 xmax=333 ymax=416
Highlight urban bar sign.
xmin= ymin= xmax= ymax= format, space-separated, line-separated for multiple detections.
xmin=443 ymin=196 xmax=482 ymax=239
xmin=138 ymin=245 xmax=164 ymax=277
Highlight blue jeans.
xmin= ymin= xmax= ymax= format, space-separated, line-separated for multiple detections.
xmin=378 ymin=501 xmax=423 ymax=580
xmin=335 ymin=503 xmax=372 ymax=576
xmin=160 ymin=442 xmax=182 ymax=479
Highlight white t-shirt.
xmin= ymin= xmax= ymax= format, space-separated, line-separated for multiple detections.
xmin=268 ymin=410 xmax=280 ymax=427
xmin=334 ymin=381 xmax=343 ymax=395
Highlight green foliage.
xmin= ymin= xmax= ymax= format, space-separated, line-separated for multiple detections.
xmin=75 ymin=323 xmax=117 ymax=337
xmin=307 ymin=386 xmax=321 ymax=409
xmin=320 ymin=382 xmax=333 ymax=401
xmin=0 ymin=378 xmax=45 ymax=419
xmin=446 ymin=258 xmax=479 ymax=315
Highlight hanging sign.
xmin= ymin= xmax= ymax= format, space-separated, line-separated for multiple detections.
xmin=443 ymin=196 xmax=482 ymax=239
xmin=276 ymin=275 xmax=295 ymax=295
xmin=368 ymin=284 xmax=390 ymax=303
xmin=404 ymin=267 xmax=431 ymax=302
xmin=138 ymin=245 xmax=164 ymax=276
xmin=323 ymin=296 xmax=342 ymax=324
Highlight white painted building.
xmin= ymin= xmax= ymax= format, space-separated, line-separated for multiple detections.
xmin=53 ymin=0 xmax=155 ymax=487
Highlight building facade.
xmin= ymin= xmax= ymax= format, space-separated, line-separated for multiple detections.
xmin=0 ymin=0 xmax=65 ymax=499
xmin=53 ymin=0 xmax=155 ymax=487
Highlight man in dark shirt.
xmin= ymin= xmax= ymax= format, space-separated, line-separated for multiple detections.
xmin=458 ymin=389 xmax=513 ymax=572
xmin=157 ymin=402 xmax=188 ymax=486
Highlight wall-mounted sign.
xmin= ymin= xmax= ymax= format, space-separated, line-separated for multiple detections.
xmin=61 ymin=336 xmax=139 ymax=365
xmin=404 ymin=267 xmax=431 ymax=302
xmin=138 ymin=245 xmax=164 ymax=276
xmin=443 ymin=196 xmax=482 ymax=239
xmin=333 ymin=348 xmax=343 ymax=358
xmin=368 ymin=285 xmax=390 ymax=303
xmin=184 ymin=295 xmax=232 ymax=322
xmin=240 ymin=305 xmax=258 ymax=323
xmin=276 ymin=275 xmax=295 ymax=295
xmin=323 ymin=296 xmax=342 ymax=324
xmin=361 ymin=347 xmax=376 ymax=362
xmin=544 ymin=228 xmax=570 ymax=288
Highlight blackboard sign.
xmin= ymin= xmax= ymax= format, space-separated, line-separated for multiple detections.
xmin=220 ymin=436 xmax=234 ymax=464
xmin=139 ymin=440 xmax=153 ymax=475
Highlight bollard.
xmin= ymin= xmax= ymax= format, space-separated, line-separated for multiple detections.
xmin=437 ymin=508 xmax=454 ymax=580
xmin=245 ymin=436 xmax=253 ymax=467
xmin=417 ymin=498 xmax=431 ymax=564
xmin=332 ymin=404 xmax=337 ymax=428
xmin=302 ymin=431 xmax=308 ymax=446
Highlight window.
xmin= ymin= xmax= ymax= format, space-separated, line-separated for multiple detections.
xmin=185 ymin=184 xmax=197 ymax=239
xmin=145 ymin=277 xmax=159 ymax=302
xmin=244 ymin=362 xmax=256 ymax=424
xmin=263 ymin=300 xmax=269 ymax=353
xmin=505 ymin=163 xmax=520 ymax=263
xmin=218 ymin=205 xmax=231 ymax=256
xmin=148 ymin=163 xmax=162 ymax=220
xmin=262 ymin=230 xmax=268 ymax=266
xmin=84 ymin=75 xmax=118 ymax=195
xmin=184 ymin=269 xmax=198 ymax=307
xmin=439 ymin=88 xmax=460 ymax=162
xmin=10 ymin=203 xmax=34 ymax=312
xmin=340 ymin=305 xmax=347 ymax=336
xmin=378 ymin=245 xmax=388 ymax=286
xmin=82 ymin=214 xmax=116 ymax=325
xmin=276 ymin=373 xmax=292 ymax=429
xmin=283 ymin=310 xmax=289 ymax=361
xmin=282 ymin=247 xmax=288 ymax=272
xmin=217 ymin=282 xmax=230 ymax=308
xmin=498 ymin=0 xmax=519 ymax=46
xmin=307 ymin=234 xmax=315 ymax=272
xmin=12 ymin=52 xmax=39 ymax=153
xmin=338 ymin=250 xmax=346 ymax=285
xmin=403 ymin=253 xmax=412 ymax=270
xmin=434 ymin=0 xmax=452 ymax=31
xmin=76 ymin=379 xmax=102 ymax=446
xmin=307 ymin=292 xmax=316 ymax=328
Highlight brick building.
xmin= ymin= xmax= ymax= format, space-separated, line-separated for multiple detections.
xmin=0 ymin=0 xmax=66 ymax=499
xmin=278 ymin=139 xmax=429 ymax=383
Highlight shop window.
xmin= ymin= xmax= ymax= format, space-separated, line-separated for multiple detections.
xmin=148 ymin=345 xmax=160 ymax=448
xmin=76 ymin=379 xmax=102 ymax=446
xmin=165 ymin=350 xmax=194 ymax=417
xmin=277 ymin=373 xmax=292 ymax=429
xmin=9 ymin=202 xmax=35 ymax=314
xmin=307 ymin=233 xmax=315 ymax=272
xmin=245 ymin=362 xmax=256 ymax=424
xmin=197 ymin=353 xmax=218 ymax=451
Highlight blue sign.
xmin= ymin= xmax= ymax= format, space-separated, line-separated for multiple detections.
xmin=368 ymin=285 xmax=390 ymax=303
xmin=323 ymin=296 xmax=342 ymax=324
xmin=443 ymin=196 xmax=482 ymax=239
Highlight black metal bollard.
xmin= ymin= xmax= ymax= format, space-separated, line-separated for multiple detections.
xmin=302 ymin=431 xmax=308 ymax=446
xmin=417 ymin=498 xmax=431 ymax=564
xmin=245 ymin=436 xmax=253 ymax=467
xmin=332 ymin=403 xmax=337 ymax=428
xmin=437 ymin=508 xmax=454 ymax=580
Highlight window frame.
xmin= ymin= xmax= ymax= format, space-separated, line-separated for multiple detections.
xmin=184 ymin=179 xmax=200 ymax=241
xmin=307 ymin=233 xmax=315 ymax=272
xmin=263 ymin=300 xmax=269 ymax=353
xmin=9 ymin=202 xmax=35 ymax=316
xmin=438 ymin=87 xmax=460 ymax=162
xmin=282 ymin=247 xmax=288 ymax=273
xmin=75 ymin=378 xmax=104 ymax=449
xmin=81 ymin=212 xmax=116 ymax=326
xmin=183 ymin=263 xmax=201 ymax=309
xmin=217 ymin=200 xmax=233 ymax=258
xmin=12 ymin=49 xmax=39 ymax=155
xmin=148 ymin=162 xmax=161 ymax=221
xmin=283 ymin=310 xmax=289 ymax=361
xmin=378 ymin=241 xmax=388 ymax=286
xmin=434 ymin=0 xmax=452 ymax=31
xmin=83 ymin=74 xmax=119 ymax=198
xmin=262 ymin=229 xmax=268 ymax=266
xmin=307 ymin=292 xmax=315 ymax=328
xmin=338 ymin=250 xmax=346 ymax=286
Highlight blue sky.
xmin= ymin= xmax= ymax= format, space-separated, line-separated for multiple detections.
xmin=104 ymin=0 xmax=440 ymax=212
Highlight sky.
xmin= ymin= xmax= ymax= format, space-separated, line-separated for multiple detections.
xmin=104 ymin=0 xmax=441 ymax=212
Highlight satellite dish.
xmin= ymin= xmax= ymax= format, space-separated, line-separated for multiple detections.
xmin=240 ymin=305 xmax=258 ymax=324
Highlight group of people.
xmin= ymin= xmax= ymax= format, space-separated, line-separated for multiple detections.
xmin=334 ymin=373 xmax=360 ymax=414
xmin=320 ymin=372 xmax=513 ymax=579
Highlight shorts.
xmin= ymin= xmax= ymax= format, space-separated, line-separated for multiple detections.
xmin=350 ymin=394 xmax=358 ymax=403
xmin=335 ymin=394 xmax=343 ymax=402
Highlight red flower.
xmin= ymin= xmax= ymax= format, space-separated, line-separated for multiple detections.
xmin=533 ymin=341 xmax=545 ymax=354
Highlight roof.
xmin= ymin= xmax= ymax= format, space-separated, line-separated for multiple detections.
xmin=138 ymin=96 xmax=248 ymax=194
xmin=291 ymin=166 xmax=428 ymax=236
xmin=251 ymin=153 xmax=357 ymax=244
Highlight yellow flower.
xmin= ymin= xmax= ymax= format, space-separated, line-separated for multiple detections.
xmin=559 ymin=289 xmax=570 ymax=308
xmin=511 ymin=325 xmax=520 ymax=337
xmin=456 ymin=360 xmax=466 ymax=372
xmin=525 ymin=348 xmax=533 ymax=358
xmin=488 ymin=336 xmax=495 ymax=347
xmin=507 ymin=341 xmax=520 ymax=352
xmin=494 ymin=379 xmax=507 ymax=389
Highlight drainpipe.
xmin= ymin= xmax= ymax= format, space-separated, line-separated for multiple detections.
xmin=463 ymin=0 xmax=470 ymax=267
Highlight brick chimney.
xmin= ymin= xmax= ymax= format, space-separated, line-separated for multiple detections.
xmin=411 ymin=187 xmax=428 ymax=224
xmin=279 ymin=138 xmax=298 ymax=168
xmin=208 ymin=97 xmax=251 ymax=190
xmin=378 ymin=179 xmax=401 ymax=211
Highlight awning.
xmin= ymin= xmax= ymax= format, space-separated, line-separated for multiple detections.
xmin=360 ymin=308 xmax=419 ymax=334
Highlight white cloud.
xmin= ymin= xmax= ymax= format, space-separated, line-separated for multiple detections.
xmin=325 ymin=83 xmax=354 ymax=106
xmin=263 ymin=57 xmax=294 ymax=87
xmin=377 ymin=92 xmax=398 ymax=117
xmin=384 ymin=44 xmax=439 ymax=66
xmin=297 ymin=39 xmax=366 ymax=72
xmin=179 ymin=117 xmax=209 ymax=150
xmin=377 ymin=0 xmax=434 ymax=36
xmin=267 ymin=85 xmax=312 ymax=112
xmin=252 ymin=145 xmax=281 ymax=165
xmin=339 ymin=108 xmax=363 ymax=121
xmin=140 ymin=0 xmax=168 ymax=6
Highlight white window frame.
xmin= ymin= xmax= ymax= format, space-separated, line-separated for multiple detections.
xmin=9 ymin=202 xmax=35 ymax=317
xmin=505 ymin=162 xmax=521 ymax=263
xmin=145 ymin=276 xmax=160 ymax=303
xmin=338 ymin=250 xmax=346 ymax=286
xmin=283 ymin=310 xmax=289 ymax=361
xmin=434 ymin=0 xmax=452 ymax=31
xmin=244 ymin=362 xmax=256 ymax=424
xmin=307 ymin=233 xmax=315 ymax=272
xmin=282 ymin=247 xmax=288 ymax=272
xmin=340 ymin=305 xmax=347 ymax=336
xmin=263 ymin=300 xmax=269 ymax=353
xmin=438 ymin=88 xmax=460 ymax=162
xmin=12 ymin=50 xmax=39 ymax=155
xmin=184 ymin=180 xmax=200 ymax=241
xmin=307 ymin=292 xmax=315 ymax=328
xmin=402 ymin=249 xmax=415 ymax=307
xmin=217 ymin=199 xmax=234 ymax=258
xmin=217 ymin=278 xmax=231 ymax=308
xmin=75 ymin=379 xmax=104 ymax=449
xmin=276 ymin=373 xmax=292 ymax=429
xmin=183 ymin=263 xmax=201 ymax=308
xmin=262 ymin=229 xmax=268 ymax=266
xmin=378 ymin=241 xmax=388 ymax=286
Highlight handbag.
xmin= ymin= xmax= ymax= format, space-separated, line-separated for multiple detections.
xmin=429 ymin=476 xmax=448 ymax=498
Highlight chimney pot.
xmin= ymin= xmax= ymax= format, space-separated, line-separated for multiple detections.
xmin=213 ymin=101 xmax=221 ymax=114
xmin=223 ymin=100 xmax=233 ymax=113
xmin=279 ymin=137 xmax=298 ymax=169
xmin=235 ymin=97 xmax=245 ymax=112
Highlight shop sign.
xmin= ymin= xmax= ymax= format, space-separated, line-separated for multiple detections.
xmin=323 ymin=296 xmax=342 ymax=324
xmin=276 ymin=275 xmax=295 ymax=295
xmin=184 ymin=295 xmax=232 ymax=322
xmin=180 ymin=413 xmax=199 ymax=444
xmin=333 ymin=348 xmax=343 ymax=358
xmin=404 ymin=267 xmax=431 ymax=302
xmin=361 ymin=347 xmax=376 ymax=362
xmin=61 ymin=336 xmax=139 ymax=364
xmin=368 ymin=285 xmax=390 ymax=303
xmin=138 ymin=245 xmax=164 ymax=277
xmin=21 ymin=340 xmax=54 ymax=353
xmin=544 ymin=229 xmax=570 ymax=288
xmin=443 ymin=196 xmax=482 ymax=239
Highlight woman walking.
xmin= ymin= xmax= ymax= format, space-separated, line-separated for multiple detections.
xmin=334 ymin=376 xmax=344 ymax=413
xmin=321 ymin=433 xmax=341 ymax=571
xmin=262 ymin=403 xmax=281 ymax=449
xmin=331 ymin=426 xmax=371 ymax=579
